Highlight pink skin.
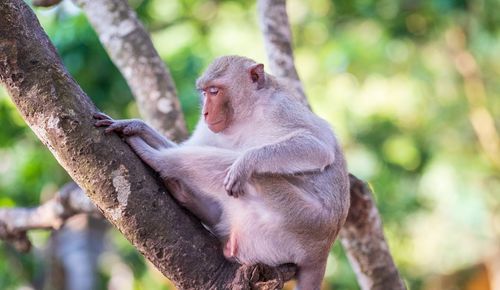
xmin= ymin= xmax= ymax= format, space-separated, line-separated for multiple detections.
xmin=201 ymin=86 xmax=230 ymax=133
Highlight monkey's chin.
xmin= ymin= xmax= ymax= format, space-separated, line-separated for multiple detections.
xmin=207 ymin=120 xmax=226 ymax=133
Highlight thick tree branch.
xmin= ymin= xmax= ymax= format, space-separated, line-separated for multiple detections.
xmin=258 ymin=1 xmax=405 ymax=289
xmin=0 ymin=1 xmax=292 ymax=288
xmin=73 ymin=0 xmax=188 ymax=141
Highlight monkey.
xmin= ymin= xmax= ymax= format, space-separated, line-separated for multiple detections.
xmin=94 ymin=55 xmax=350 ymax=290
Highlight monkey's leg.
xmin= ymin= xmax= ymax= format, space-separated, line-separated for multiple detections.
xmin=125 ymin=138 xmax=233 ymax=227
xmin=165 ymin=179 xmax=222 ymax=228
xmin=295 ymin=260 xmax=327 ymax=290
xmin=94 ymin=113 xmax=176 ymax=149
xmin=155 ymin=146 xmax=238 ymax=197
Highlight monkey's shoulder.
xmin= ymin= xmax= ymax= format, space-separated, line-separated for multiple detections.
xmin=269 ymin=95 xmax=335 ymax=133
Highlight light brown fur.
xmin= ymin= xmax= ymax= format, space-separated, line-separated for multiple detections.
xmin=94 ymin=55 xmax=350 ymax=290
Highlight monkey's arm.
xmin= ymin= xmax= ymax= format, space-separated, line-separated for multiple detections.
xmin=224 ymin=133 xmax=335 ymax=196
xmin=94 ymin=113 xmax=176 ymax=149
xmin=249 ymin=134 xmax=334 ymax=174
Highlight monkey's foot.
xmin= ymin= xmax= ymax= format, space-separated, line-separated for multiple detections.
xmin=93 ymin=112 xmax=112 ymax=121
xmin=93 ymin=112 xmax=115 ymax=128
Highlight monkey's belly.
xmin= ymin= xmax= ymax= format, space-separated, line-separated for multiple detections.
xmin=220 ymin=198 xmax=308 ymax=266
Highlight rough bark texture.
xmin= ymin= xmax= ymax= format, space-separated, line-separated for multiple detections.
xmin=0 ymin=1 xmax=292 ymax=288
xmin=73 ymin=0 xmax=188 ymax=141
xmin=258 ymin=1 xmax=405 ymax=289
xmin=340 ymin=175 xmax=406 ymax=290
xmin=257 ymin=0 xmax=308 ymax=107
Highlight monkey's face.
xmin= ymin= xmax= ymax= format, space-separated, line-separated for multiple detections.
xmin=201 ymin=85 xmax=232 ymax=133
xmin=196 ymin=55 xmax=266 ymax=133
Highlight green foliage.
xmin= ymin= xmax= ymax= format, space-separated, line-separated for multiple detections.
xmin=0 ymin=0 xmax=498 ymax=289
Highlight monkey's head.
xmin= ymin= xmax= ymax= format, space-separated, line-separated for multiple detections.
xmin=196 ymin=55 xmax=267 ymax=133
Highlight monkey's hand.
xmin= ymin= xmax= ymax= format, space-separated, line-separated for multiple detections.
xmin=93 ymin=113 xmax=145 ymax=136
xmin=223 ymin=157 xmax=252 ymax=198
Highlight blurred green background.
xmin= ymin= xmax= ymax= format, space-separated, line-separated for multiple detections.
xmin=1 ymin=0 xmax=499 ymax=289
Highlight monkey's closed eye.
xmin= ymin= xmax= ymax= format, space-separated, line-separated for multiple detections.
xmin=207 ymin=86 xmax=219 ymax=95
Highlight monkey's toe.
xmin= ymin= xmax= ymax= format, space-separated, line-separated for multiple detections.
xmin=104 ymin=122 xmax=126 ymax=133
xmin=93 ymin=112 xmax=112 ymax=120
xmin=95 ymin=119 xmax=113 ymax=127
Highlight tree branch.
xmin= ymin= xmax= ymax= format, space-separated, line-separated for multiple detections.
xmin=340 ymin=175 xmax=406 ymax=290
xmin=73 ymin=0 xmax=188 ymax=141
xmin=258 ymin=1 xmax=405 ymax=289
xmin=0 ymin=182 xmax=98 ymax=252
xmin=257 ymin=0 xmax=308 ymax=107
xmin=0 ymin=1 xmax=293 ymax=288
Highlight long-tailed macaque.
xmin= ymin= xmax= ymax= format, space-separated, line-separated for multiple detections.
xmin=94 ymin=55 xmax=350 ymax=290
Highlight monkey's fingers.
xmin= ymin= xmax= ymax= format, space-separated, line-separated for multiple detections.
xmin=224 ymin=166 xmax=246 ymax=197
xmin=229 ymin=181 xmax=240 ymax=197
xmin=104 ymin=122 xmax=127 ymax=134
xmin=224 ymin=175 xmax=234 ymax=196
xmin=95 ymin=119 xmax=114 ymax=127
xmin=223 ymin=174 xmax=230 ymax=189
xmin=227 ymin=179 xmax=246 ymax=198
xmin=122 ymin=123 xmax=143 ymax=136
xmin=233 ymin=182 xmax=246 ymax=198
xmin=92 ymin=112 xmax=113 ymax=121
xmin=223 ymin=176 xmax=234 ymax=193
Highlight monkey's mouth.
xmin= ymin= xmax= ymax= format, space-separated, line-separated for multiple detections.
xmin=207 ymin=119 xmax=224 ymax=126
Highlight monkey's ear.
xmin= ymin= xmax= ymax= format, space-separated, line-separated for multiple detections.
xmin=249 ymin=63 xmax=265 ymax=89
